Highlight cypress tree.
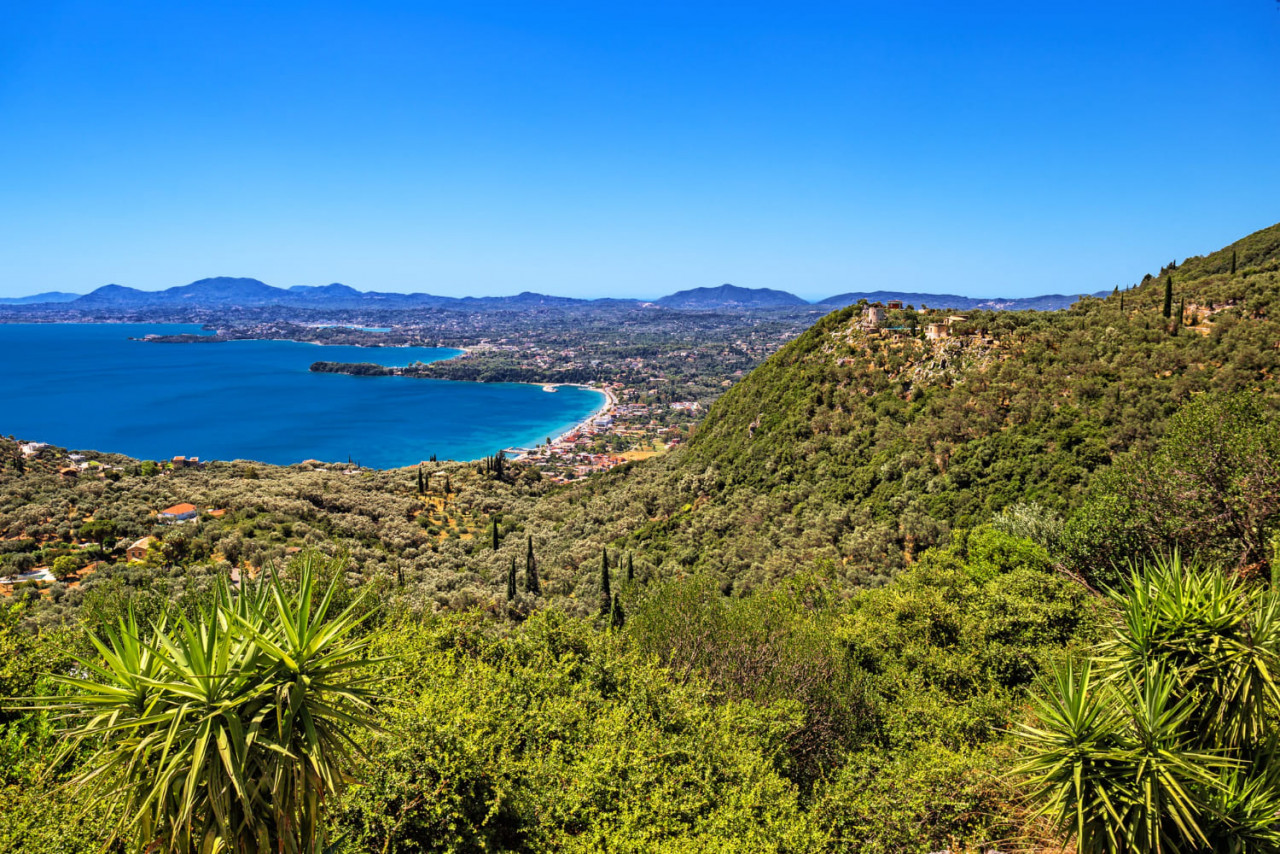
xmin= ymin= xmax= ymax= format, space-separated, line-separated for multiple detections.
xmin=417 ymin=465 xmax=425 ymax=494
xmin=609 ymin=593 xmax=625 ymax=629
xmin=1120 ymin=293 xmax=1125 ymax=312
xmin=525 ymin=536 xmax=540 ymax=595
xmin=491 ymin=517 xmax=499 ymax=551
xmin=600 ymin=548 xmax=611 ymax=617
xmin=507 ymin=555 xmax=517 ymax=601
xmin=444 ymin=474 xmax=451 ymax=496
xmin=626 ymin=553 xmax=634 ymax=582
xmin=1163 ymin=275 xmax=1174 ymax=318
xmin=1231 ymin=250 xmax=1238 ymax=275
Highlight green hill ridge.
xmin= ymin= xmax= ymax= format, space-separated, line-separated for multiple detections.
xmin=544 ymin=221 xmax=1280 ymax=592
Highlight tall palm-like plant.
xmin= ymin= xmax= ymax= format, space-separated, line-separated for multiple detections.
xmin=1017 ymin=554 xmax=1280 ymax=853
xmin=43 ymin=554 xmax=382 ymax=853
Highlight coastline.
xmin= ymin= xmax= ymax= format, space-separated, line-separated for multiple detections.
xmin=554 ymin=383 xmax=615 ymax=444
xmin=1 ymin=324 xmax=607 ymax=468
xmin=508 ymin=383 xmax=615 ymax=455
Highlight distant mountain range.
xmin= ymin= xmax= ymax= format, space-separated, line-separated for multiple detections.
xmin=0 ymin=291 xmax=81 ymax=305
xmin=0 ymin=277 xmax=1108 ymax=313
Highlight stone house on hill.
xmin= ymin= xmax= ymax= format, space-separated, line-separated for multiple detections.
xmin=127 ymin=536 xmax=156 ymax=562
xmin=861 ymin=306 xmax=886 ymax=327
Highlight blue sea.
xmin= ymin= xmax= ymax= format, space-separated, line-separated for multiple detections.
xmin=0 ymin=324 xmax=604 ymax=467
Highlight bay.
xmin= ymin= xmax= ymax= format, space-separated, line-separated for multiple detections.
xmin=0 ymin=323 xmax=605 ymax=467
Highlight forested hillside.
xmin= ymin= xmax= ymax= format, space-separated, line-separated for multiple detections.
xmin=560 ymin=222 xmax=1280 ymax=591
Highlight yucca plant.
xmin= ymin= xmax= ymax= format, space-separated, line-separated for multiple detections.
xmin=39 ymin=553 xmax=383 ymax=854
xmin=1103 ymin=554 xmax=1280 ymax=754
xmin=1016 ymin=554 xmax=1280 ymax=853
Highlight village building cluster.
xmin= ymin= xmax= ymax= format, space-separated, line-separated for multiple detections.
xmin=1 ymin=444 xmax=223 ymax=595
xmin=857 ymin=302 xmax=972 ymax=339
xmin=508 ymin=386 xmax=701 ymax=483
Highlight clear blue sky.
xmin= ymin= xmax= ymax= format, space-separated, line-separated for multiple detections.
xmin=1 ymin=1 xmax=1277 ymax=301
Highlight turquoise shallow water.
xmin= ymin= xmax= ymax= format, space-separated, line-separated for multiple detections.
xmin=0 ymin=324 xmax=604 ymax=467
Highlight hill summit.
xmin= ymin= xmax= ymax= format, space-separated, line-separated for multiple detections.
xmin=655 ymin=283 xmax=810 ymax=309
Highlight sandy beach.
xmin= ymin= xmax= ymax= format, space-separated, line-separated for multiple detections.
xmin=537 ymin=383 xmax=616 ymax=449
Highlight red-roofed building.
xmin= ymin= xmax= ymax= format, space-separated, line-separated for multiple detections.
xmin=159 ymin=503 xmax=198 ymax=522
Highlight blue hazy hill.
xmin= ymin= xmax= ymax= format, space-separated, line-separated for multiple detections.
xmin=3 ymin=277 xmax=1109 ymax=313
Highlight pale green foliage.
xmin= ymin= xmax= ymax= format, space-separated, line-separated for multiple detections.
xmin=42 ymin=553 xmax=382 ymax=854
xmin=330 ymin=611 xmax=824 ymax=853
xmin=990 ymin=501 xmax=1064 ymax=552
xmin=812 ymin=745 xmax=1018 ymax=854
xmin=956 ymin=524 xmax=1052 ymax=582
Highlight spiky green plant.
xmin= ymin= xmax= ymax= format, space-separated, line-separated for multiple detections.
xmin=40 ymin=553 xmax=383 ymax=854
xmin=1017 ymin=555 xmax=1280 ymax=853
xmin=1102 ymin=554 xmax=1280 ymax=753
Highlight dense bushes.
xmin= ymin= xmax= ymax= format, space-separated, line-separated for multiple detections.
xmin=1062 ymin=392 xmax=1280 ymax=586
xmin=332 ymin=611 xmax=824 ymax=853
xmin=1 ymin=534 xmax=1097 ymax=853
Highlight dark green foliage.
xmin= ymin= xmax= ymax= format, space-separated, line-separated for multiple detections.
xmin=480 ymin=451 xmax=507 ymax=481
xmin=1163 ymin=274 xmax=1174 ymax=318
xmin=1062 ymin=392 xmax=1280 ymax=585
xmin=525 ymin=535 xmax=540 ymax=595
xmin=599 ymin=547 xmax=611 ymax=617
xmin=506 ymin=555 xmax=516 ymax=602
